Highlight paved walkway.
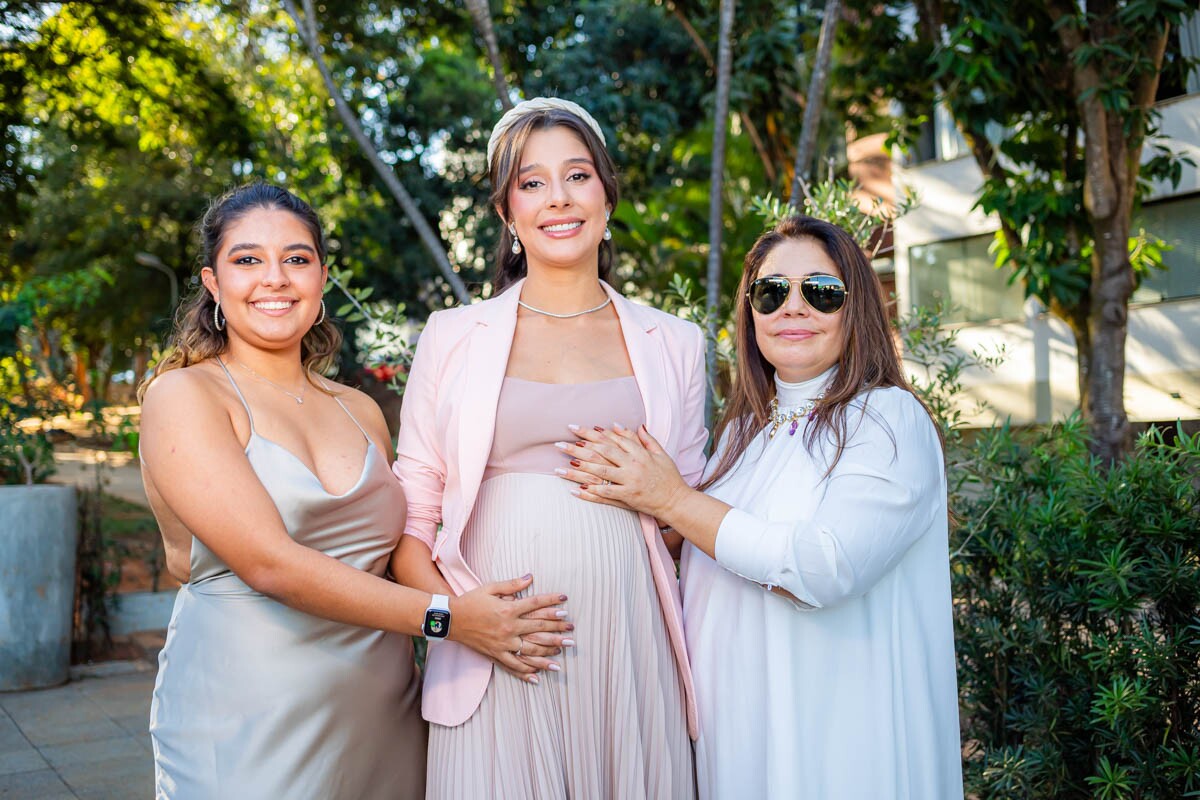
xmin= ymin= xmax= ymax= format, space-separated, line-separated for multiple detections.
xmin=0 ymin=661 xmax=157 ymax=799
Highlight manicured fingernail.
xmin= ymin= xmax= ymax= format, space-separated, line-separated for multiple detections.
xmin=554 ymin=441 xmax=568 ymax=450
xmin=522 ymin=573 xmax=532 ymax=580
xmin=554 ymin=468 xmax=567 ymax=476
xmin=527 ymin=674 xmax=540 ymax=685
xmin=559 ymin=594 xmax=568 ymax=601
xmin=566 ymin=623 xmax=575 ymax=631
xmin=547 ymin=663 xmax=561 ymax=672
xmin=579 ymin=485 xmax=589 ymax=491
xmin=575 ymin=441 xmax=586 ymax=447
xmin=593 ymin=425 xmax=605 ymax=432
xmin=570 ymin=459 xmax=581 ymax=467
xmin=562 ymin=638 xmax=575 ymax=647
xmin=567 ymin=424 xmax=580 ymax=431
xmin=613 ymin=421 xmax=624 ymax=431
xmin=570 ymin=489 xmax=581 ymax=497
xmin=555 ymin=609 xmax=568 ymax=618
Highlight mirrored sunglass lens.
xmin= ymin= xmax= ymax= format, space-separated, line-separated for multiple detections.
xmin=750 ymin=279 xmax=790 ymax=313
xmin=802 ymin=276 xmax=846 ymax=313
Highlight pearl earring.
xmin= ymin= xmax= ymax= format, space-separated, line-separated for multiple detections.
xmin=509 ymin=222 xmax=522 ymax=255
xmin=603 ymin=210 xmax=612 ymax=241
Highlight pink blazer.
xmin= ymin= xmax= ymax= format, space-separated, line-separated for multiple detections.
xmin=393 ymin=278 xmax=707 ymax=738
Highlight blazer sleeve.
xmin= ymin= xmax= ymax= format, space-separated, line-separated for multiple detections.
xmin=675 ymin=323 xmax=709 ymax=487
xmin=713 ymin=391 xmax=944 ymax=609
xmin=392 ymin=310 xmax=445 ymax=550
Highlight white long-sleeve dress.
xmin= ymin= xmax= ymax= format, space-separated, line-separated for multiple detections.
xmin=681 ymin=369 xmax=963 ymax=800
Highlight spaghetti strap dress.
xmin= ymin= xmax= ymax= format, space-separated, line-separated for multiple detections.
xmin=148 ymin=360 xmax=426 ymax=800
xmin=426 ymin=376 xmax=696 ymax=800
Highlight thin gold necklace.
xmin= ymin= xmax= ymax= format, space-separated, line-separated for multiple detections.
xmin=232 ymin=359 xmax=309 ymax=405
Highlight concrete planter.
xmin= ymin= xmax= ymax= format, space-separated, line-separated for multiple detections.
xmin=0 ymin=484 xmax=78 ymax=691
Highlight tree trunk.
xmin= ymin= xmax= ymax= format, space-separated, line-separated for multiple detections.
xmin=1086 ymin=210 xmax=1134 ymax=462
xmin=283 ymin=0 xmax=471 ymax=305
xmin=705 ymin=0 xmax=736 ymax=423
xmin=790 ymin=0 xmax=841 ymax=202
xmin=666 ymin=0 xmax=775 ymax=183
xmin=464 ymin=0 xmax=513 ymax=111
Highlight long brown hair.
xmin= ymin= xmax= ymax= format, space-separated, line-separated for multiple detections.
xmin=137 ymin=183 xmax=341 ymax=403
xmin=488 ymin=108 xmax=620 ymax=294
xmin=701 ymin=215 xmax=932 ymax=489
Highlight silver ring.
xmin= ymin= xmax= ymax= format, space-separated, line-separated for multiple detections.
xmin=515 ymin=642 xmax=523 ymax=658
xmin=602 ymin=479 xmax=611 ymax=486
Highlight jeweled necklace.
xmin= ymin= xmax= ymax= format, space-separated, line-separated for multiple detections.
xmin=767 ymin=394 xmax=824 ymax=439
xmin=233 ymin=359 xmax=308 ymax=405
xmin=518 ymin=295 xmax=612 ymax=319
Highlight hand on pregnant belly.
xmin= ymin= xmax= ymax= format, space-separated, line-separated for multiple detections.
xmin=452 ymin=575 xmax=574 ymax=682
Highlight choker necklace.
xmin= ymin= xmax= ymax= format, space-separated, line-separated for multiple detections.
xmin=767 ymin=394 xmax=823 ymax=438
xmin=518 ymin=295 xmax=612 ymax=319
xmin=233 ymin=359 xmax=308 ymax=405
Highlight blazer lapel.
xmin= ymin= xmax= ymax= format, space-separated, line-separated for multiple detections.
xmin=606 ymin=283 xmax=673 ymax=448
xmin=454 ymin=280 xmax=523 ymax=528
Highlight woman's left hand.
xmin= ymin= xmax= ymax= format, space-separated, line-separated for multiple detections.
xmin=557 ymin=423 xmax=689 ymax=520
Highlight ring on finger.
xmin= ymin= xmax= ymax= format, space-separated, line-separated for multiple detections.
xmin=514 ymin=641 xmax=523 ymax=658
xmin=602 ymin=479 xmax=611 ymax=486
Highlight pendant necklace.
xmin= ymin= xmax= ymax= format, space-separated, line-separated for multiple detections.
xmin=767 ymin=394 xmax=823 ymax=439
xmin=233 ymin=359 xmax=309 ymax=405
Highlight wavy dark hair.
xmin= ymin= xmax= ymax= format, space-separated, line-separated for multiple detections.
xmin=138 ymin=183 xmax=340 ymax=402
xmin=701 ymin=215 xmax=934 ymax=489
xmin=488 ymin=107 xmax=619 ymax=294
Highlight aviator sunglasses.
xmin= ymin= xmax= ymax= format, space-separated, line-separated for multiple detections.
xmin=748 ymin=273 xmax=849 ymax=315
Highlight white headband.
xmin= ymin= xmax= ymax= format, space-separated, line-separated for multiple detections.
xmin=486 ymin=97 xmax=607 ymax=169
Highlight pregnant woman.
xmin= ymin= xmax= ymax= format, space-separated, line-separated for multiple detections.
xmin=392 ymin=97 xmax=707 ymax=799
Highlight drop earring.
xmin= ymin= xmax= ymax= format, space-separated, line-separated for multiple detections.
xmin=603 ymin=210 xmax=612 ymax=241
xmin=509 ymin=222 xmax=522 ymax=255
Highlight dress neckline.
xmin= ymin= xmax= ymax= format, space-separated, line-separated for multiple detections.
xmin=774 ymin=367 xmax=835 ymax=409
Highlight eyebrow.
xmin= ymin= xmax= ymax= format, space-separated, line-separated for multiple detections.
xmin=226 ymin=242 xmax=317 ymax=256
xmin=518 ymin=157 xmax=595 ymax=176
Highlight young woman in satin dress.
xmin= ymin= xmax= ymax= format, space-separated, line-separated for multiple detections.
xmin=138 ymin=183 xmax=570 ymax=799
xmin=392 ymin=98 xmax=706 ymax=799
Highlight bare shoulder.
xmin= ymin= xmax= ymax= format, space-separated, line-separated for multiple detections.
xmin=140 ymin=362 xmax=229 ymax=423
xmin=328 ymin=383 xmax=391 ymax=444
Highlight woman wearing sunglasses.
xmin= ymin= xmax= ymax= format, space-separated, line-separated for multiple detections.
xmin=562 ymin=215 xmax=964 ymax=798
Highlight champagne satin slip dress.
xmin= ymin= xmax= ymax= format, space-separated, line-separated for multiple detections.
xmin=149 ymin=359 xmax=426 ymax=800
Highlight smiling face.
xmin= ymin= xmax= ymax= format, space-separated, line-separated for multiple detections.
xmin=200 ymin=206 xmax=326 ymax=353
xmin=503 ymin=125 xmax=610 ymax=275
xmin=751 ymin=237 xmax=847 ymax=383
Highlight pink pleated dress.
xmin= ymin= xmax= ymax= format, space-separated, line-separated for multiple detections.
xmin=426 ymin=376 xmax=695 ymax=799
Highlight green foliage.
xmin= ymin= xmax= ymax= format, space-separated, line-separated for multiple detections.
xmin=951 ymin=420 xmax=1200 ymax=797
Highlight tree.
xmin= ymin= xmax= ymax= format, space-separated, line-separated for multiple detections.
xmin=282 ymin=0 xmax=471 ymax=304
xmin=790 ymin=0 xmax=841 ymax=198
xmin=841 ymin=0 xmax=1196 ymax=461
xmin=464 ymin=0 xmax=514 ymax=110
xmin=705 ymin=0 xmax=736 ymax=420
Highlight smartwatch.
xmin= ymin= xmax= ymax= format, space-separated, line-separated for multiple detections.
xmin=422 ymin=594 xmax=451 ymax=640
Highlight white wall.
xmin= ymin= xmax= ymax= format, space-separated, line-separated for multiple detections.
xmin=894 ymin=93 xmax=1200 ymax=424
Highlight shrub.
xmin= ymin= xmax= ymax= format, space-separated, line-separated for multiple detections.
xmin=952 ymin=418 xmax=1200 ymax=798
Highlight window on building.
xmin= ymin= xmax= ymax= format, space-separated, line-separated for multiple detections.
xmin=1133 ymin=193 xmax=1200 ymax=303
xmin=908 ymin=234 xmax=1026 ymax=323
xmin=1157 ymin=11 xmax=1199 ymax=101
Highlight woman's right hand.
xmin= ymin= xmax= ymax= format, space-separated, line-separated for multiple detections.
xmin=448 ymin=575 xmax=573 ymax=683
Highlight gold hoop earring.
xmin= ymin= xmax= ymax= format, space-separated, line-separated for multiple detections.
xmin=315 ymin=299 xmax=326 ymax=326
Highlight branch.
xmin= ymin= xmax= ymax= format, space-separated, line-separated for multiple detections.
xmin=283 ymin=0 xmax=471 ymax=304
xmin=666 ymin=0 xmax=776 ymax=182
xmin=1045 ymin=0 xmax=1117 ymax=220
xmin=966 ymin=133 xmax=1022 ymax=257
xmin=464 ymin=0 xmax=514 ymax=111
xmin=790 ymin=0 xmax=842 ymax=200
xmin=705 ymin=0 xmax=736 ymax=422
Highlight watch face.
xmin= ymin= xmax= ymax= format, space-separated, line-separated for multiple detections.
xmin=423 ymin=608 xmax=451 ymax=639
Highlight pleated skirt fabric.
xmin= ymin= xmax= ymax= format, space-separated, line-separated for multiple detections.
xmin=427 ymin=473 xmax=695 ymax=800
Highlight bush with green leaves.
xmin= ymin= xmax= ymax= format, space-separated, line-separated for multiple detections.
xmin=952 ymin=418 xmax=1200 ymax=798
